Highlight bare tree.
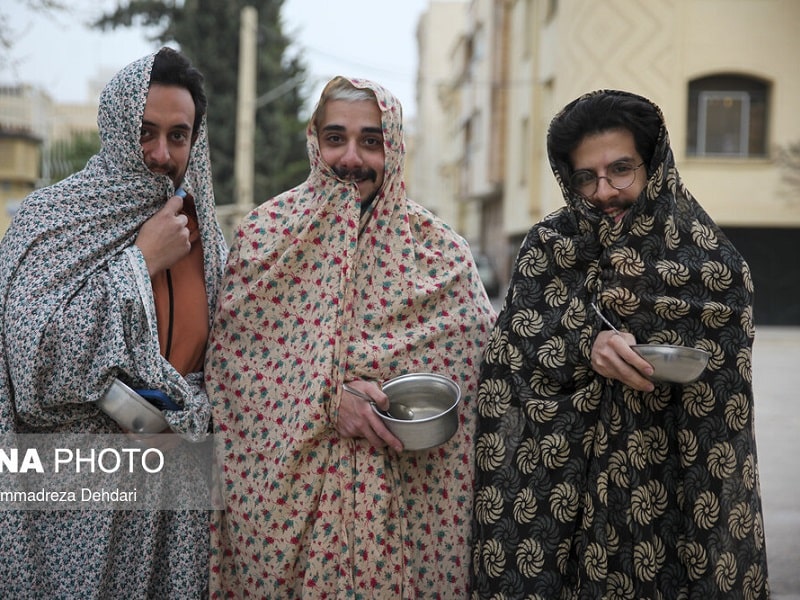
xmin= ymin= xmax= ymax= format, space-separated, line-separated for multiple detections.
xmin=1 ymin=1 xmax=67 ymax=72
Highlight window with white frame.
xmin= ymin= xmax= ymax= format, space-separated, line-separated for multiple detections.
xmin=687 ymin=75 xmax=769 ymax=158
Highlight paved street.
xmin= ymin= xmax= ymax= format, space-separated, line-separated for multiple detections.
xmin=752 ymin=327 xmax=800 ymax=598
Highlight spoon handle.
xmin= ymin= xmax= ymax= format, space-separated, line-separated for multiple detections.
xmin=342 ymin=382 xmax=373 ymax=401
xmin=591 ymin=302 xmax=622 ymax=335
xmin=343 ymin=382 xmax=393 ymax=417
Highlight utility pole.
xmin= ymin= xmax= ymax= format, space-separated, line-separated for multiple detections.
xmin=234 ymin=5 xmax=257 ymax=222
xmin=224 ymin=6 xmax=304 ymax=243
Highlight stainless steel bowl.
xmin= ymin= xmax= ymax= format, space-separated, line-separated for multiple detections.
xmin=96 ymin=378 xmax=170 ymax=433
xmin=371 ymin=373 xmax=461 ymax=451
xmin=632 ymin=344 xmax=711 ymax=383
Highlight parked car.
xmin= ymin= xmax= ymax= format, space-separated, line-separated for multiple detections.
xmin=474 ymin=252 xmax=501 ymax=298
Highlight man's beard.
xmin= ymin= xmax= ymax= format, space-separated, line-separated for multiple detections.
xmin=332 ymin=166 xmax=378 ymax=184
xmin=332 ymin=166 xmax=380 ymax=212
xmin=146 ymin=161 xmax=176 ymax=183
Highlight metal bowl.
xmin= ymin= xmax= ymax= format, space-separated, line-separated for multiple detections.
xmin=632 ymin=344 xmax=711 ymax=383
xmin=371 ymin=373 xmax=461 ymax=451
xmin=96 ymin=378 xmax=170 ymax=433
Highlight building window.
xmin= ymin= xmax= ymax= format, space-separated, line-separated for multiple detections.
xmin=687 ymin=75 xmax=769 ymax=158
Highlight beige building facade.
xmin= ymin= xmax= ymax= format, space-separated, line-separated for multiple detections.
xmin=0 ymin=126 xmax=40 ymax=234
xmin=410 ymin=1 xmax=469 ymax=229
xmin=0 ymin=81 xmax=101 ymax=236
xmin=0 ymin=85 xmax=48 ymax=234
xmin=414 ymin=0 xmax=800 ymax=323
xmin=502 ymin=0 xmax=800 ymax=231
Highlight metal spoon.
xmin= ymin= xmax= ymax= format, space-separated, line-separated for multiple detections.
xmin=342 ymin=382 xmax=415 ymax=420
xmin=591 ymin=302 xmax=622 ymax=336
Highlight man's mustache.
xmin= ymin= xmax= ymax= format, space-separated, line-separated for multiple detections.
xmin=332 ymin=166 xmax=378 ymax=183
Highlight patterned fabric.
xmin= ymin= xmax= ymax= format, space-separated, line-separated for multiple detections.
xmin=205 ymin=77 xmax=495 ymax=598
xmin=0 ymin=51 xmax=227 ymax=598
xmin=471 ymin=90 xmax=769 ymax=599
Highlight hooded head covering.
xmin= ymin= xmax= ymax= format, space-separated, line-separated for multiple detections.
xmin=0 ymin=48 xmax=223 ymax=600
xmin=0 ymin=49 xmax=227 ymax=436
xmin=206 ymin=76 xmax=495 ymax=596
xmin=472 ymin=90 xmax=768 ymax=598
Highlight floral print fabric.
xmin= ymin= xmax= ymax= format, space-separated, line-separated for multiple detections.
xmin=0 ymin=51 xmax=227 ymax=598
xmin=205 ymin=77 xmax=495 ymax=598
xmin=471 ymin=90 xmax=769 ymax=599
xmin=0 ymin=52 xmax=226 ymax=433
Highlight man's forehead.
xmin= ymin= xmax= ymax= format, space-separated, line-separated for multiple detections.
xmin=319 ymin=99 xmax=382 ymax=130
xmin=320 ymin=123 xmax=382 ymax=135
xmin=141 ymin=84 xmax=195 ymax=128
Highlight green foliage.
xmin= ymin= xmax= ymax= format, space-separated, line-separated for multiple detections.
xmin=93 ymin=0 xmax=309 ymax=206
xmin=46 ymin=130 xmax=101 ymax=184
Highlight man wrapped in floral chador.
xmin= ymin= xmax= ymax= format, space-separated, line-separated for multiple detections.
xmin=206 ymin=76 xmax=495 ymax=598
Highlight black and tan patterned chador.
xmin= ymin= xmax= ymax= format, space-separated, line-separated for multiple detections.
xmin=471 ymin=90 xmax=769 ymax=599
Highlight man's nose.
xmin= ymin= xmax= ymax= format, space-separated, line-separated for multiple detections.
xmin=147 ymin=137 xmax=170 ymax=164
xmin=338 ymin=141 xmax=363 ymax=168
xmin=593 ymin=176 xmax=619 ymax=202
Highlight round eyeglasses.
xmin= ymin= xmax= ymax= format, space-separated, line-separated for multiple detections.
xmin=569 ymin=161 xmax=645 ymax=197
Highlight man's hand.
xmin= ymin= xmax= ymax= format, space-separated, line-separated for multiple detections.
xmin=591 ymin=330 xmax=656 ymax=392
xmin=135 ymin=194 xmax=191 ymax=277
xmin=335 ymin=380 xmax=404 ymax=453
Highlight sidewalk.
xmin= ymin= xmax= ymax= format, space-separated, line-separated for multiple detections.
xmin=753 ymin=326 xmax=800 ymax=598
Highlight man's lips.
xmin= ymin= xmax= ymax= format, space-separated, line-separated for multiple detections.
xmin=146 ymin=164 xmax=173 ymax=178
xmin=609 ymin=207 xmax=629 ymax=222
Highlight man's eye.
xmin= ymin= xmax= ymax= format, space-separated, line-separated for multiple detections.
xmin=609 ymin=162 xmax=634 ymax=175
xmin=571 ymin=171 xmax=595 ymax=186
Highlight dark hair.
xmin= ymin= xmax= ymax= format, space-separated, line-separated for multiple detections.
xmin=547 ymin=91 xmax=661 ymax=180
xmin=149 ymin=47 xmax=207 ymax=137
